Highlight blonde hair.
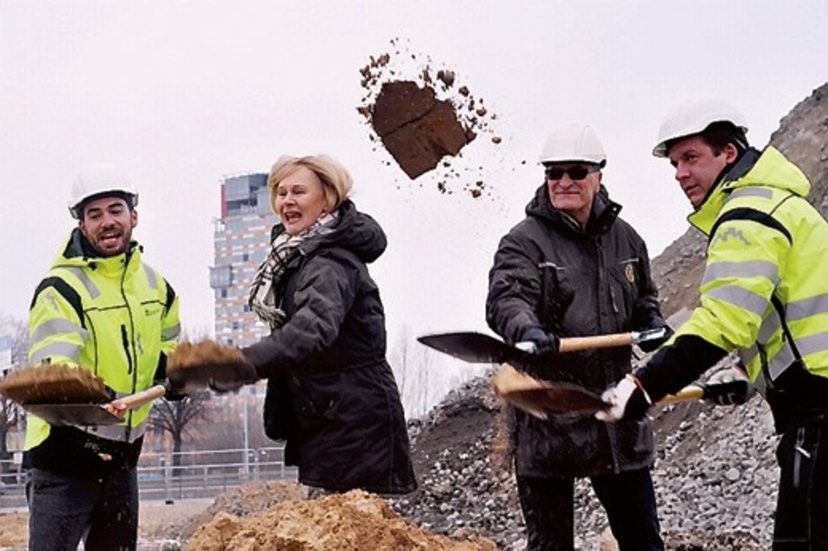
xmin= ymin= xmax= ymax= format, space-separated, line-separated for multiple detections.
xmin=268 ymin=154 xmax=353 ymax=213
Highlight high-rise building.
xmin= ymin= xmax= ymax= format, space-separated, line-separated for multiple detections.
xmin=210 ymin=172 xmax=277 ymax=347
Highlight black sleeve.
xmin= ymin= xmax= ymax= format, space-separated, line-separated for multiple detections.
xmin=153 ymin=353 xmax=168 ymax=383
xmin=635 ymin=334 xmax=728 ymax=400
xmin=486 ymin=230 xmax=544 ymax=344
xmin=243 ymin=251 xmax=358 ymax=377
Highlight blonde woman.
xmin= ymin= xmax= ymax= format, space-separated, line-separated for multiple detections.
xmin=216 ymin=154 xmax=417 ymax=495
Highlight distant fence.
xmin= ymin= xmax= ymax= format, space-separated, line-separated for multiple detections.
xmin=0 ymin=446 xmax=297 ymax=509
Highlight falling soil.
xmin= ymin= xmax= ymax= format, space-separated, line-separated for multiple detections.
xmin=357 ymin=38 xmax=501 ymax=198
xmin=0 ymin=364 xmax=110 ymax=405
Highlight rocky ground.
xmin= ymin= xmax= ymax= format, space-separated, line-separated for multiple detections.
xmin=389 ymin=371 xmax=775 ymax=550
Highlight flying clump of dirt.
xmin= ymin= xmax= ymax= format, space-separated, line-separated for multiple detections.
xmin=357 ymin=38 xmax=502 ymax=198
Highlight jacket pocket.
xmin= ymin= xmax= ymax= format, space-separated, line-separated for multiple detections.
xmin=608 ymin=257 xmax=640 ymax=322
xmin=263 ymin=375 xmax=295 ymax=441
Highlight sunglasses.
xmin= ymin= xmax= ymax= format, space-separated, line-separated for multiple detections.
xmin=544 ymin=165 xmax=599 ymax=181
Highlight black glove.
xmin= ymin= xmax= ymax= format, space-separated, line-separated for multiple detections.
xmin=637 ymin=325 xmax=674 ymax=353
xmin=703 ymin=366 xmax=754 ymax=405
xmin=207 ymin=360 xmax=259 ymax=394
xmin=517 ymin=325 xmax=560 ymax=356
xmin=161 ymin=383 xmax=188 ymax=402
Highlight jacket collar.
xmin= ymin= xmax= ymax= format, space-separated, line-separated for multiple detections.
xmin=57 ymin=228 xmax=141 ymax=274
xmin=687 ymin=146 xmax=807 ymax=234
xmin=526 ymin=183 xmax=622 ymax=236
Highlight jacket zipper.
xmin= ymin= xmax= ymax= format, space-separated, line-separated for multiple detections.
xmin=793 ymin=426 xmax=808 ymax=488
xmin=121 ymin=251 xmax=139 ymax=441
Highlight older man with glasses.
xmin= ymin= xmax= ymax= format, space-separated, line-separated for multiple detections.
xmin=485 ymin=123 xmax=671 ymax=550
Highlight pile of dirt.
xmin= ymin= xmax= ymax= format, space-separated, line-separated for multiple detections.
xmin=357 ymin=38 xmax=501 ymax=197
xmin=175 ymin=479 xmax=302 ymax=541
xmin=186 ymin=489 xmax=496 ymax=551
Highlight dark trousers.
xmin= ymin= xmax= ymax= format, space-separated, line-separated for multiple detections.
xmin=517 ymin=468 xmax=664 ymax=551
xmin=773 ymin=412 xmax=828 ymax=550
xmin=25 ymin=466 xmax=138 ymax=551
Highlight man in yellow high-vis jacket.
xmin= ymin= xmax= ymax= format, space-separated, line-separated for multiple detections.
xmin=598 ymin=98 xmax=828 ymax=550
xmin=24 ymin=163 xmax=180 ymax=550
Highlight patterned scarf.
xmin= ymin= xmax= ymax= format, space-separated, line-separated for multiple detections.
xmin=248 ymin=211 xmax=339 ymax=329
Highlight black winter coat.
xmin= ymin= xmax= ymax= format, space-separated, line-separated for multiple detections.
xmin=486 ymin=184 xmax=667 ymax=478
xmin=243 ymin=200 xmax=417 ymax=494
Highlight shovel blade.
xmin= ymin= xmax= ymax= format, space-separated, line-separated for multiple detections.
xmin=492 ymin=364 xmax=608 ymax=418
xmin=24 ymin=403 xmax=122 ymax=427
xmin=417 ymin=332 xmax=528 ymax=364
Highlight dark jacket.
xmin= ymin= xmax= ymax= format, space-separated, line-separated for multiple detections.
xmin=243 ymin=200 xmax=416 ymax=494
xmin=486 ymin=184 xmax=667 ymax=477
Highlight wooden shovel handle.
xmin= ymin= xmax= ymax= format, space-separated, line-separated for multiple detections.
xmin=558 ymin=333 xmax=633 ymax=353
xmin=104 ymin=384 xmax=167 ymax=415
xmin=657 ymin=385 xmax=705 ymax=406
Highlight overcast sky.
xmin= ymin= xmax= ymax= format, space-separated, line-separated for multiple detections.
xmin=2 ymin=1 xmax=826 ymax=348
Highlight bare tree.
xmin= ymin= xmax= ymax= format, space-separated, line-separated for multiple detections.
xmin=390 ymin=324 xmax=444 ymax=419
xmin=389 ymin=324 xmax=490 ymax=419
xmin=0 ymin=317 xmax=29 ymax=482
xmin=147 ymin=327 xmax=216 ymax=470
xmin=148 ymin=390 xmax=211 ymax=471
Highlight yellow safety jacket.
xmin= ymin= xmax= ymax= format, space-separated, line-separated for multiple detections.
xmin=25 ymin=229 xmax=180 ymax=450
xmin=677 ymin=146 xmax=828 ymax=392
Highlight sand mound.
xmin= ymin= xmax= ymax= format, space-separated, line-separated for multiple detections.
xmin=186 ymin=489 xmax=496 ymax=551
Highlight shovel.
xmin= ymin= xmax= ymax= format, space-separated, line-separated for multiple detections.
xmin=23 ymin=384 xmax=168 ymax=427
xmin=417 ymin=327 xmax=669 ymax=365
xmin=491 ymin=363 xmax=710 ymax=420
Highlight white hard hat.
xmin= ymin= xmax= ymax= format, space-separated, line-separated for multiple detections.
xmin=653 ymin=97 xmax=748 ymax=157
xmin=539 ymin=123 xmax=607 ymax=167
xmin=68 ymin=163 xmax=139 ymax=219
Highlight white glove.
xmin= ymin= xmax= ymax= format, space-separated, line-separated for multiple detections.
xmin=704 ymin=366 xmax=754 ymax=405
xmin=595 ymin=375 xmax=652 ymax=422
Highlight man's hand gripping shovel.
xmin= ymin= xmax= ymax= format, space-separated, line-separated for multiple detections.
xmin=0 ymin=364 xmax=169 ymax=427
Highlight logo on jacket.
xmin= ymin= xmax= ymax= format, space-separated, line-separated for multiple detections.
xmin=624 ymin=263 xmax=636 ymax=284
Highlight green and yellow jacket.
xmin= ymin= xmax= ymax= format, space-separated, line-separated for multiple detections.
xmin=24 ymin=228 xmax=179 ymax=475
xmin=638 ymin=146 xmax=828 ymax=427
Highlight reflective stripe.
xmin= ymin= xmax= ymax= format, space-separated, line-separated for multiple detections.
xmin=142 ymin=263 xmax=158 ymax=290
xmin=31 ymin=319 xmax=88 ymax=344
xmin=767 ymin=343 xmax=796 ymax=380
xmin=161 ymin=324 xmax=181 ymax=341
xmin=786 ymin=294 xmax=828 ymax=322
xmin=30 ymin=341 xmax=81 ymax=364
xmin=740 ymin=346 xmax=758 ymax=368
xmin=757 ymin=315 xmax=780 ymax=343
xmin=88 ymin=420 xmax=145 ymax=443
xmin=707 ymin=285 xmax=769 ymax=318
xmin=764 ymin=333 xmax=828 ymax=381
xmin=64 ymin=266 xmax=100 ymax=299
xmin=729 ymin=187 xmax=774 ymax=200
xmin=792 ymin=331 xmax=828 ymax=358
xmin=701 ymin=260 xmax=779 ymax=287
xmin=132 ymin=416 xmax=148 ymax=438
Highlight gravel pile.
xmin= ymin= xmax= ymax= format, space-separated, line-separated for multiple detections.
xmin=392 ymin=372 xmax=777 ymax=550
